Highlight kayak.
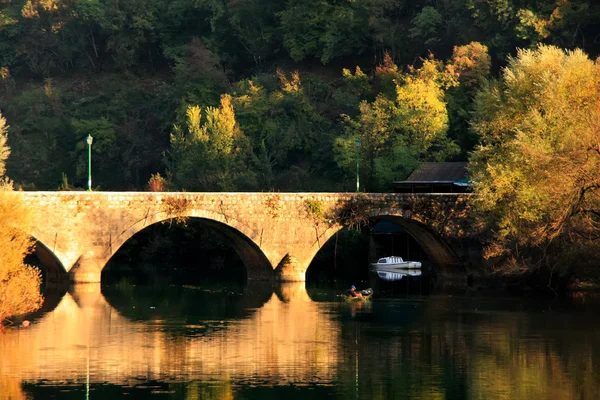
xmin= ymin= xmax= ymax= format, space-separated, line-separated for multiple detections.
xmin=344 ymin=295 xmax=371 ymax=302
xmin=343 ymin=288 xmax=373 ymax=302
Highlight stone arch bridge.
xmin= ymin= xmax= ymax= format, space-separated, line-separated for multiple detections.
xmin=16 ymin=192 xmax=474 ymax=284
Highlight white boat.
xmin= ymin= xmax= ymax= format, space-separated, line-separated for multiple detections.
xmin=370 ymin=256 xmax=422 ymax=270
xmin=376 ymin=268 xmax=422 ymax=282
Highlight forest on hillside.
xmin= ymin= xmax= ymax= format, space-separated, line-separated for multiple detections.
xmin=2 ymin=1 xmax=600 ymax=285
xmin=1 ymin=0 xmax=599 ymax=192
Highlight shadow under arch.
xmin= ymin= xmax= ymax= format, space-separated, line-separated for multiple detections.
xmin=378 ymin=215 xmax=464 ymax=275
xmin=28 ymin=237 xmax=69 ymax=288
xmin=306 ymin=215 xmax=465 ymax=279
xmin=104 ymin=215 xmax=274 ymax=282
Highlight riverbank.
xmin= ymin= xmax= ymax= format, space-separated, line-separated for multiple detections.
xmin=464 ymin=270 xmax=600 ymax=299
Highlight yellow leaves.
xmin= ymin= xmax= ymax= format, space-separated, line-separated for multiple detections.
xmin=180 ymin=94 xmax=239 ymax=155
xmin=395 ymin=72 xmax=448 ymax=143
xmin=413 ymin=56 xmax=452 ymax=87
xmin=471 ymin=45 xmax=600 ymax=257
xmin=147 ymin=173 xmax=166 ymax=192
xmin=0 ymin=67 xmax=9 ymax=81
xmin=516 ymin=9 xmax=550 ymax=40
xmin=21 ymin=0 xmax=39 ymax=18
xmin=341 ymin=66 xmax=370 ymax=95
xmin=233 ymin=81 xmax=263 ymax=108
xmin=0 ymin=180 xmax=43 ymax=322
xmin=0 ymin=265 xmax=43 ymax=321
xmin=21 ymin=0 xmax=62 ymax=18
xmin=218 ymin=94 xmax=236 ymax=135
xmin=40 ymin=0 xmax=60 ymax=12
xmin=186 ymin=105 xmax=206 ymax=142
xmin=277 ymin=69 xmax=302 ymax=94
xmin=0 ymin=182 xmax=32 ymax=268
xmin=447 ymin=42 xmax=491 ymax=88
xmin=245 ymin=80 xmax=262 ymax=97
xmin=342 ymin=66 xmax=366 ymax=80
xmin=203 ymin=94 xmax=237 ymax=155
xmin=50 ymin=22 xmax=63 ymax=33
xmin=1 ymin=119 xmax=41 ymax=322
xmin=375 ymin=52 xmax=398 ymax=77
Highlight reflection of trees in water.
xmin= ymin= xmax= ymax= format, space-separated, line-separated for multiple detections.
xmin=335 ymin=296 xmax=600 ymax=400
xmin=4 ymin=288 xmax=600 ymax=399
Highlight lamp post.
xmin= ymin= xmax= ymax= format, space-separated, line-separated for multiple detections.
xmin=355 ymin=137 xmax=361 ymax=193
xmin=86 ymin=134 xmax=93 ymax=191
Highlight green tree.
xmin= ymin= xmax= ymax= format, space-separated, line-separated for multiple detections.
xmin=469 ymin=45 xmax=600 ymax=274
xmin=410 ymin=6 xmax=444 ymax=46
xmin=332 ymin=66 xmax=372 ymax=113
xmin=80 ymin=0 xmax=165 ymax=69
xmin=4 ymin=82 xmax=73 ymax=189
xmin=335 ymin=56 xmax=459 ymax=191
xmin=172 ymin=38 xmax=230 ymax=108
xmin=72 ymin=117 xmax=117 ymax=188
xmin=216 ymin=0 xmax=285 ymax=68
xmin=278 ymin=0 xmax=369 ymax=63
xmin=445 ymin=42 xmax=492 ymax=154
xmin=231 ymin=71 xmax=336 ymax=190
xmin=166 ymin=94 xmax=256 ymax=191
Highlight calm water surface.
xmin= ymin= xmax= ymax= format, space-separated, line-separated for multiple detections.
xmin=2 ymin=282 xmax=600 ymax=400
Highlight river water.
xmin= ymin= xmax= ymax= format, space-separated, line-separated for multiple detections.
xmin=1 ymin=281 xmax=600 ymax=400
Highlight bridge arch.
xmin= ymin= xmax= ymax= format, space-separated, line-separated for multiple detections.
xmin=102 ymin=209 xmax=274 ymax=281
xmin=28 ymin=237 xmax=69 ymax=287
xmin=306 ymin=215 xmax=464 ymax=278
xmin=20 ymin=191 xmax=473 ymax=284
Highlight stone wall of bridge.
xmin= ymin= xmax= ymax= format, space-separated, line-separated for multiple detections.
xmin=17 ymin=191 xmax=476 ymax=284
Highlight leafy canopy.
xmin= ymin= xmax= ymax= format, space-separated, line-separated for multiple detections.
xmin=167 ymin=94 xmax=255 ymax=191
xmin=470 ymin=45 xmax=600 ymax=270
xmin=335 ymin=54 xmax=460 ymax=191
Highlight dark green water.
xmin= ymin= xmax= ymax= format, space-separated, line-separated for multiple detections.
xmin=2 ymin=282 xmax=600 ymax=400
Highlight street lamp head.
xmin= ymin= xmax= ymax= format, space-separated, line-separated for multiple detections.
xmin=355 ymin=137 xmax=361 ymax=147
xmin=87 ymin=134 xmax=93 ymax=146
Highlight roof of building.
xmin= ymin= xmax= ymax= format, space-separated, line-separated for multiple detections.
xmin=393 ymin=162 xmax=468 ymax=184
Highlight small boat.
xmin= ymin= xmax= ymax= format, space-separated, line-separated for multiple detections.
xmin=376 ymin=268 xmax=422 ymax=282
xmin=370 ymin=256 xmax=422 ymax=270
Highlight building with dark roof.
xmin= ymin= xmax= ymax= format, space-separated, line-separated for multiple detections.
xmin=392 ymin=162 xmax=471 ymax=193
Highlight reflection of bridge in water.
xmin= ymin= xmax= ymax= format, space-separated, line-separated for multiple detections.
xmin=0 ymin=282 xmax=340 ymax=397
xmin=2 ymin=286 xmax=600 ymax=399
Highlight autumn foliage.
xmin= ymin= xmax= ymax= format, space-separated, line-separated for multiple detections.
xmin=0 ymin=114 xmax=43 ymax=325
xmin=470 ymin=45 xmax=600 ymax=275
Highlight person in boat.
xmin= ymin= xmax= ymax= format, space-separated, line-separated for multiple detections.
xmin=346 ymin=285 xmax=363 ymax=298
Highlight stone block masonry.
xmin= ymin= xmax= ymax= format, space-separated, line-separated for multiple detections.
xmin=17 ymin=192 xmax=474 ymax=284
